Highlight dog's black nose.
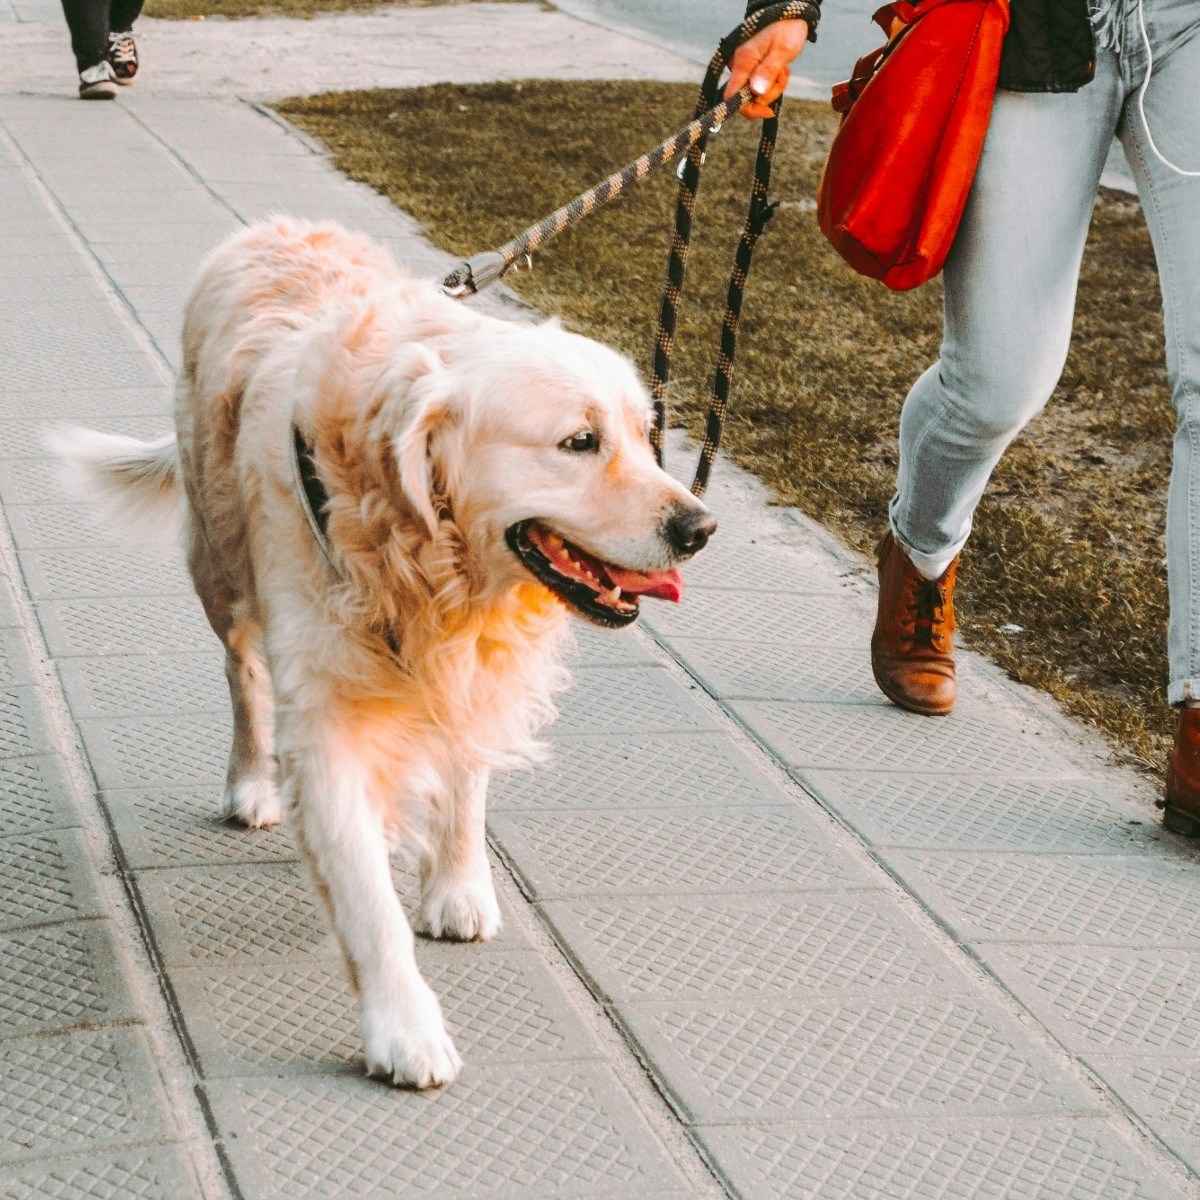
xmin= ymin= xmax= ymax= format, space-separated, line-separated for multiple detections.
xmin=665 ymin=507 xmax=717 ymax=557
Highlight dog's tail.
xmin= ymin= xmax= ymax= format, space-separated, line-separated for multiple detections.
xmin=46 ymin=427 xmax=184 ymax=544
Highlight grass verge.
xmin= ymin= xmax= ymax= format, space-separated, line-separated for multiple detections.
xmin=276 ymin=80 xmax=1176 ymax=774
xmin=144 ymin=0 xmax=525 ymax=23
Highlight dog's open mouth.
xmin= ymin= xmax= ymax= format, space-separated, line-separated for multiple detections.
xmin=506 ymin=520 xmax=683 ymax=628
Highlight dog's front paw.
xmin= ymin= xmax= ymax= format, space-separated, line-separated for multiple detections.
xmin=420 ymin=873 xmax=502 ymax=942
xmin=362 ymin=986 xmax=462 ymax=1089
xmin=220 ymin=776 xmax=283 ymax=829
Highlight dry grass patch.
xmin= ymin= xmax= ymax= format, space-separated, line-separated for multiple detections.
xmin=144 ymin=0 xmax=526 ymax=22
xmin=276 ymin=80 xmax=1176 ymax=774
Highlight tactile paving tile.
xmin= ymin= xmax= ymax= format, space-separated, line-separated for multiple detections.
xmin=734 ymin=701 xmax=1077 ymax=775
xmin=137 ymin=862 xmax=329 ymax=968
xmin=890 ymin=852 xmax=1200 ymax=945
xmin=4 ymin=505 xmax=122 ymax=551
xmin=173 ymin=948 xmax=596 ymax=1078
xmin=670 ymin=532 xmax=844 ymax=592
xmin=553 ymin=667 xmax=714 ymax=737
xmin=0 ymin=1027 xmax=168 ymax=1165
xmin=488 ymin=731 xmax=790 ymax=812
xmin=102 ymin=787 xmax=295 ymax=869
xmin=698 ymin=1117 xmax=1194 ymax=1200
xmin=0 ymin=919 xmax=135 ymax=1038
xmin=490 ymin=806 xmax=874 ymax=899
xmin=36 ymin=596 xmax=213 ymax=657
xmin=0 ymin=594 xmax=28 ymax=644
xmin=78 ymin=713 xmax=230 ymax=789
xmin=0 ymin=387 xmax=169 ymax=430
xmin=1087 ymin=1059 xmax=1200 ymax=1173
xmin=664 ymin=637 xmax=884 ymax=704
xmin=0 ymin=291 xmax=127 ymax=338
xmin=986 ymin=947 xmax=1200 ymax=1054
xmin=569 ymin=624 xmax=663 ymax=667
xmin=0 ymin=829 xmax=104 ymax=933
xmin=206 ymin=1063 xmax=686 ymax=1199
xmin=0 ymin=459 xmax=81 ymax=507
xmin=541 ymin=892 xmax=962 ymax=1005
xmin=0 ymin=416 xmax=169 ymax=461
xmin=643 ymin=589 xmax=865 ymax=645
xmin=0 ymin=686 xmax=55 ymax=758
xmin=803 ymin=772 xmax=1166 ymax=853
xmin=0 ymin=1146 xmax=202 ymax=1200
xmin=1 ymin=274 xmax=114 ymax=309
xmin=622 ymin=995 xmax=1099 ymax=1124
xmin=0 ymin=754 xmax=77 ymax=833
xmin=20 ymin=546 xmax=191 ymax=601
xmin=58 ymin=654 xmax=227 ymax=720
xmin=0 ymin=348 xmax=163 ymax=392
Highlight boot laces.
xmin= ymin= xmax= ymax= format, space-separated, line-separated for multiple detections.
xmin=905 ymin=577 xmax=946 ymax=649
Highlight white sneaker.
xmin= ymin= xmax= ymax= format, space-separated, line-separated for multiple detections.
xmin=79 ymin=60 xmax=119 ymax=100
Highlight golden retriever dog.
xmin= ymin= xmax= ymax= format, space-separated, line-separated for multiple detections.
xmin=52 ymin=218 xmax=715 ymax=1088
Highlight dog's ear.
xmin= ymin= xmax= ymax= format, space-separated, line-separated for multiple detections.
xmin=396 ymin=371 xmax=454 ymax=537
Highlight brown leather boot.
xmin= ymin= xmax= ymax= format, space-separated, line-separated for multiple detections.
xmin=871 ymin=530 xmax=959 ymax=715
xmin=1164 ymin=709 xmax=1200 ymax=836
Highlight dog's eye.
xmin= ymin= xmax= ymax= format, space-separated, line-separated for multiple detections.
xmin=560 ymin=430 xmax=599 ymax=454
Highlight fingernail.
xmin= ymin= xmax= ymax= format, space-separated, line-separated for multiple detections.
xmin=751 ymin=75 xmax=770 ymax=94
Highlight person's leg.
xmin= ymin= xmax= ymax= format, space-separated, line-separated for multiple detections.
xmin=873 ymin=57 xmax=1125 ymax=713
xmin=888 ymin=63 xmax=1126 ymax=579
xmin=59 ymin=0 xmax=110 ymax=71
xmin=108 ymin=0 xmax=142 ymax=30
xmin=1117 ymin=0 xmax=1200 ymax=708
xmin=1118 ymin=0 xmax=1200 ymax=830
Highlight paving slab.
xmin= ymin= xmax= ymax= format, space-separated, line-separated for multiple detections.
xmin=0 ymin=31 xmax=1198 ymax=1200
xmin=698 ymin=1117 xmax=1196 ymax=1200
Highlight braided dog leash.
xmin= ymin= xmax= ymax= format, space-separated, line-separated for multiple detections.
xmin=441 ymin=1 xmax=818 ymax=497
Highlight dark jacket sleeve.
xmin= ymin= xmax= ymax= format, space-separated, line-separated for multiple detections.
xmin=743 ymin=0 xmax=821 ymax=41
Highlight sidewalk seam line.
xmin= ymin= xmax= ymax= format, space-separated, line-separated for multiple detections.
xmin=485 ymin=831 xmax=743 ymax=1200
xmin=0 ymin=116 xmax=177 ymax=378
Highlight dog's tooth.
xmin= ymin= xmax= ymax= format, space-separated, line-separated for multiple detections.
xmin=546 ymin=532 xmax=564 ymax=551
xmin=606 ymin=586 xmax=621 ymax=604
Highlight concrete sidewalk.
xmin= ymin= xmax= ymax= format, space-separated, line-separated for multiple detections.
xmin=2 ymin=13 xmax=1200 ymax=1199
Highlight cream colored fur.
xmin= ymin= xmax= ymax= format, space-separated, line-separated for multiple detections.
xmin=53 ymin=217 xmax=710 ymax=1089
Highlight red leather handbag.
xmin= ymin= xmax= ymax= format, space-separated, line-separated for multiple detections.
xmin=816 ymin=0 xmax=1010 ymax=291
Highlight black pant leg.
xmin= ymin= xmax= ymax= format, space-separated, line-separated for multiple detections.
xmin=60 ymin=0 xmax=110 ymax=70
xmin=108 ymin=0 xmax=142 ymax=34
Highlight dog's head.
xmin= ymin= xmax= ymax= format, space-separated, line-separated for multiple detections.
xmin=396 ymin=319 xmax=715 ymax=627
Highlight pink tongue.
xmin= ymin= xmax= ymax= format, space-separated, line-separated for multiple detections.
xmin=606 ymin=565 xmax=685 ymax=604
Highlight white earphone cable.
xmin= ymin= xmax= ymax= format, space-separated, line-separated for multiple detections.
xmin=1135 ymin=0 xmax=1200 ymax=176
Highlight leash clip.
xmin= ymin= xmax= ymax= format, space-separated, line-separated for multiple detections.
xmin=440 ymin=249 xmax=510 ymax=298
xmin=748 ymin=195 xmax=780 ymax=237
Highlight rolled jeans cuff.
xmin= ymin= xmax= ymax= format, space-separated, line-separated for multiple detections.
xmin=1168 ymin=679 xmax=1200 ymax=708
xmin=888 ymin=510 xmax=966 ymax=583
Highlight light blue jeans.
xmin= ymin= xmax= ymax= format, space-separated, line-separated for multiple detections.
xmin=887 ymin=0 xmax=1200 ymax=704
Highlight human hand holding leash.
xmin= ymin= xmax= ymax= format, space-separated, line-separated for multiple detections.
xmin=724 ymin=18 xmax=808 ymax=118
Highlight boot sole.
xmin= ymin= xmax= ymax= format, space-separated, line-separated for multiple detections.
xmin=1163 ymin=777 xmax=1200 ymax=836
xmin=1163 ymin=805 xmax=1200 ymax=837
xmin=871 ymin=660 xmax=954 ymax=717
